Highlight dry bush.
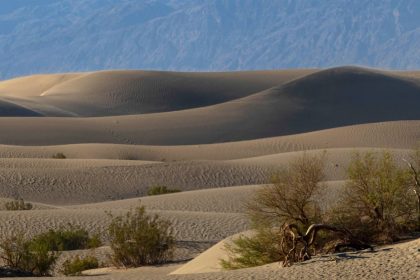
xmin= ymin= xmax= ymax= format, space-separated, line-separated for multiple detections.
xmin=222 ymin=153 xmax=357 ymax=268
xmin=147 ymin=185 xmax=181 ymax=196
xmin=247 ymin=152 xmax=326 ymax=229
xmin=332 ymin=151 xmax=417 ymax=243
xmin=61 ymin=255 xmax=99 ymax=276
xmin=4 ymin=198 xmax=33 ymax=211
xmin=108 ymin=205 xmax=175 ymax=267
xmin=220 ymin=227 xmax=282 ymax=270
xmin=223 ymin=151 xmax=419 ymax=269
xmin=31 ymin=225 xmax=102 ymax=251
xmin=52 ymin=153 xmax=66 ymax=159
xmin=404 ymin=148 xmax=420 ymax=229
xmin=0 ymin=234 xmax=59 ymax=276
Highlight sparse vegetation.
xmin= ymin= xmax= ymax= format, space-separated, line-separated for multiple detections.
xmin=222 ymin=153 xmax=350 ymax=268
xmin=332 ymin=151 xmax=417 ymax=243
xmin=61 ymin=255 xmax=99 ymax=276
xmin=220 ymin=227 xmax=282 ymax=270
xmin=0 ymin=233 xmax=59 ymax=276
xmin=147 ymin=185 xmax=181 ymax=196
xmin=4 ymin=198 xmax=33 ymax=211
xmin=108 ymin=204 xmax=175 ymax=267
xmin=30 ymin=225 xmax=102 ymax=251
xmin=222 ymin=151 xmax=419 ymax=269
xmin=52 ymin=152 xmax=66 ymax=159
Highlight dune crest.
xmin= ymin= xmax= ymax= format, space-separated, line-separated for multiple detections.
xmin=0 ymin=66 xmax=419 ymax=279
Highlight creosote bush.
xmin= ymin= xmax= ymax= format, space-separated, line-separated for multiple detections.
xmin=0 ymin=234 xmax=59 ymax=276
xmin=220 ymin=228 xmax=282 ymax=270
xmin=223 ymin=153 xmax=337 ymax=268
xmin=147 ymin=185 xmax=181 ymax=196
xmin=31 ymin=225 xmax=102 ymax=251
xmin=61 ymin=255 xmax=99 ymax=276
xmin=52 ymin=152 xmax=66 ymax=159
xmin=108 ymin=204 xmax=175 ymax=267
xmin=332 ymin=151 xmax=417 ymax=243
xmin=248 ymin=152 xmax=326 ymax=229
xmin=4 ymin=198 xmax=33 ymax=211
xmin=222 ymin=151 xmax=418 ymax=269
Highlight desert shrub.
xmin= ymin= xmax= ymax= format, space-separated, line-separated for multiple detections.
xmin=86 ymin=234 xmax=102 ymax=249
xmin=223 ymin=153 xmax=334 ymax=268
xmin=222 ymin=152 xmax=380 ymax=269
xmin=61 ymin=255 xmax=99 ymax=276
xmin=147 ymin=185 xmax=181 ymax=196
xmin=108 ymin=205 xmax=175 ymax=267
xmin=4 ymin=198 xmax=33 ymax=211
xmin=52 ymin=152 xmax=66 ymax=159
xmin=30 ymin=226 xmax=102 ymax=251
xmin=222 ymin=151 xmax=420 ymax=269
xmin=332 ymin=151 xmax=417 ymax=243
xmin=248 ymin=152 xmax=327 ymax=229
xmin=0 ymin=234 xmax=59 ymax=276
xmin=220 ymin=227 xmax=282 ymax=270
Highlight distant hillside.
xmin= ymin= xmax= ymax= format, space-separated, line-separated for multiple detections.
xmin=0 ymin=0 xmax=420 ymax=79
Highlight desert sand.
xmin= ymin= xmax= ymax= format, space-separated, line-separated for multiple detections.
xmin=0 ymin=66 xmax=419 ymax=279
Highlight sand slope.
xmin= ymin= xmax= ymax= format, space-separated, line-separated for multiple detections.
xmin=0 ymin=66 xmax=419 ymax=279
xmin=0 ymin=67 xmax=419 ymax=145
xmin=0 ymin=69 xmax=315 ymax=116
xmin=0 ymin=120 xmax=418 ymax=159
xmin=0 ymin=148 xmax=413 ymax=204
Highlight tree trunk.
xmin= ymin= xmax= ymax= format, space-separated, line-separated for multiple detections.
xmin=281 ymin=223 xmax=371 ymax=267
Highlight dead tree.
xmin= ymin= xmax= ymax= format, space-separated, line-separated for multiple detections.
xmin=280 ymin=223 xmax=372 ymax=267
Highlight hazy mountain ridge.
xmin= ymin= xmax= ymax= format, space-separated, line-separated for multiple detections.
xmin=0 ymin=0 xmax=419 ymax=79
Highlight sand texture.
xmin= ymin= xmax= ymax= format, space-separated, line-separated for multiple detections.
xmin=0 ymin=66 xmax=419 ymax=279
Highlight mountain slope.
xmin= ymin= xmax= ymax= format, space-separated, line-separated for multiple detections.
xmin=0 ymin=0 xmax=420 ymax=79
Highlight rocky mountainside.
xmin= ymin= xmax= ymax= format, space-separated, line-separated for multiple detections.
xmin=0 ymin=0 xmax=419 ymax=79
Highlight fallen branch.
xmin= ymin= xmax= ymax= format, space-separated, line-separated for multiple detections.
xmin=281 ymin=223 xmax=371 ymax=267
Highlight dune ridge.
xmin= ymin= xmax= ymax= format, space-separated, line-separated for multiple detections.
xmin=0 ymin=67 xmax=419 ymax=145
xmin=0 ymin=66 xmax=419 ymax=279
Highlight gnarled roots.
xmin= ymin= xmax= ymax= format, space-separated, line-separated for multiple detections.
xmin=280 ymin=223 xmax=372 ymax=267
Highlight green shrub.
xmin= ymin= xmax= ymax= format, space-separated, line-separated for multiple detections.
xmin=0 ymin=234 xmax=59 ymax=276
xmin=223 ymin=153 xmax=327 ymax=269
xmin=52 ymin=153 xmax=66 ymax=159
xmin=220 ymin=228 xmax=282 ymax=270
xmin=4 ymin=198 xmax=33 ymax=211
xmin=222 ymin=151 xmax=418 ymax=270
xmin=147 ymin=185 xmax=181 ymax=196
xmin=332 ymin=151 xmax=417 ymax=243
xmin=108 ymin=205 xmax=175 ymax=267
xmin=86 ymin=234 xmax=102 ymax=249
xmin=61 ymin=255 xmax=99 ymax=276
xmin=30 ymin=226 xmax=102 ymax=251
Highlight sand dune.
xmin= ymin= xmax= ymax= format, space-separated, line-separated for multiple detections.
xmin=0 ymin=73 xmax=82 ymax=97
xmin=69 ymin=236 xmax=420 ymax=280
xmin=1 ymin=120 xmax=417 ymax=160
xmin=0 ymin=67 xmax=418 ymax=145
xmin=0 ymin=98 xmax=42 ymax=116
xmin=0 ymin=69 xmax=315 ymax=117
xmin=0 ymin=184 xmax=417 ymax=279
xmin=0 ymin=66 xmax=419 ymax=279
xmin=0 ymin=148 xmax=412 ymax=204
xmin=170 ymin=235 xmax=420 ymax=279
